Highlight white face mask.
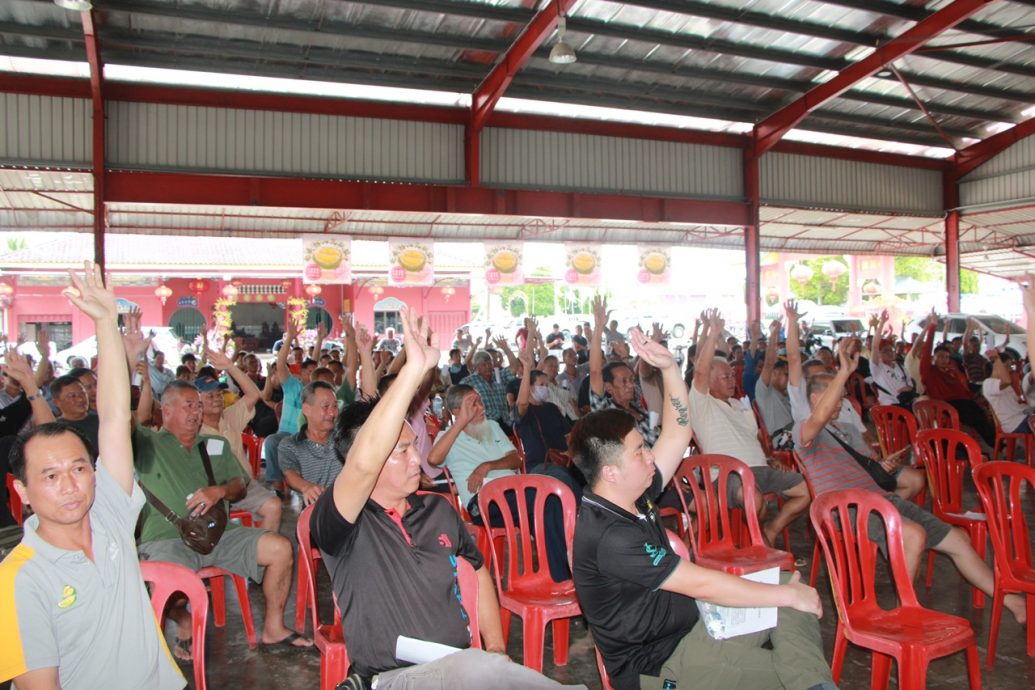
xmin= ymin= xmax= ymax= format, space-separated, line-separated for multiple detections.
xmin=531 ymin=387 xmax=550 ymax=403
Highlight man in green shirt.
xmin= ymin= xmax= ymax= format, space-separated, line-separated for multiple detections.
xmin=136 ymin=380 xmax=312 ymax=657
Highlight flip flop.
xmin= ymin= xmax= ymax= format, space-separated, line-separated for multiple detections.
xmin=264 ymin=631 xmax=313 ymax=649
xmin=173 ymin=638 xmax=193 ymax=663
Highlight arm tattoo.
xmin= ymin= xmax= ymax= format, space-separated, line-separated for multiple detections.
xmin=670 ymin=396 xmax=690 ymax=427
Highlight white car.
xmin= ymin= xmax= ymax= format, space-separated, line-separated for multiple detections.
xmin=54 ymin=327 xmax=190 ymax=371
xmin=905 ymin=313 xmax=1029 ymax=360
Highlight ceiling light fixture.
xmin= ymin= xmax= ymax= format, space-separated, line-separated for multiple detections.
xmin=876 ymin=68 xmax=893 ymax=78
xmin=549 ymin=17 xmax=577 ymax=65
xmin=53 ymin=0 xmax=92 ymax=10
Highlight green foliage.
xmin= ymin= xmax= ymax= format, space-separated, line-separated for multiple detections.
xmin=499 ymin=266 xmax=592 ymax=317
xmin=788 ymin=257 xmax=849 ymax=306
xmin=6 ymin=237 xmax=27 ymax=252
xmin=894 ymin=255 xmax=978 ymax=294
xmin=960 ymin=269 xmax=979 ymax=294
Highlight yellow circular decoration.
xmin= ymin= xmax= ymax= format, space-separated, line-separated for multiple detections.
xmin=313 ymin=245 xmax=344 ymax=270
xmin=643 ymin=252 xmax=668 ymax=275
xmin=571 ymin=251 xmax=597 ymax=275
xmin=491 ymin=250 xmax=518 ymax=274
xmin=399 ymin=248 xmax=427 ymax=273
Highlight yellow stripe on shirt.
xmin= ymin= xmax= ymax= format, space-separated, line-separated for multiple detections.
xmin=0 ymin=544 xmax=36 ymax=681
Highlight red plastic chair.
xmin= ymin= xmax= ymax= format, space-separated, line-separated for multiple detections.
xmin=790 ymin=452 xmax=824 ymax=588
xmin=912 ymin=399 xmax=960 ymax=432
xmin=297 ymin=499 xmax=482 ymax=690
xmin=810 ymin=490 xmax=981 ymax=690
xmin=6 ymin=473 xmax=22 ymax=525
xmin=847 ymin=372 xmax=878 ymax=415
xmin=296 ymin=503 xmax=326 ymax=634
xmin=750 ymin=401 xmax=793 ymax=550
xmin=988 ymin=407 xmax=1034 ymax=466
xmin=673 ymin=454 xmax=794 ymax=575
xmin=197 ymin=566 xmax=258 ymax=649
xmin=440 ymin=465 xmax=494 ymax=563
xmin=241 ymin=430 xmax=264 ymax=478
xmin=140 ymin=560 xmax=210 ymax=690
xmin=477 ymin=474 xmax=580 ymax=672
xmin=971 ymin=461 xmax=1035 ymax=667
xmin=914 ymin=429 xmax=988 ymax=607
xmin=870 ymin=405 xmax=925 ymax=506
xmin=229 ymin=509 xmax=258 ymax=528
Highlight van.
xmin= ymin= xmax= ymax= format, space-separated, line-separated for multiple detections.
xmin=905 ymin=313 xmax=1028 ymax=360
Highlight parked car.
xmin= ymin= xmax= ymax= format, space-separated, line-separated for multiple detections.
xmin=808 ymin=317 xmax=867 ymax=350
xmin=905 ymin=313 xmax=1029 ymax=360
xmin=53 ymin=327 xmax=190 ymax=372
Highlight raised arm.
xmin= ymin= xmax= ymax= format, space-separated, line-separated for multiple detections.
xmin=630 ymin=328 xmax=691 ymax=484
xmin=332 ymin=308 xmax=439 ymax=522
xmin=356 ymin=323 xmax=379 ymax=398
xmin=785 ymin=300 xmax=805 ymax=387
xmin=313 ymin=319 xmax=327 ymax=359
xmin=66 ymin=262 xmax=134 ymax=494
xmin=134 ymin=361 xmax=153 ymax=427
xmin=208 ymin=348 xmax=260 ymax=410
xmin=759 ymin=318 xmax=781 ymax=386
xmin=341 ymin=314 xmax=360 ymax=392
xmin=800 ymin=341 xmax=859 ymax=446
xmin=427 ymin=392 xmax=479 ymax=468
xmin=276 ymin=315 xmax=296 ymax=384
xmin=3 ymin=349 xmax=55 ymax=425
xmin=515 ymin=336 xmax=534 ymax=419
xmin=493 ymin=336 xmax=519 ymax=374
xmin=589 ymin=295 xmax=609 ymax=397
xmin=32 ymin=326 xmax=51 ymax=388
xmin=464 ymin=336 xmax=482 ymax=369
xmin=692 ymin=309 xmax=724 ymax=394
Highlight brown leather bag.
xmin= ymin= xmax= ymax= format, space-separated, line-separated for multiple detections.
xmin=141 ymin=442 xmax=228 ymax=555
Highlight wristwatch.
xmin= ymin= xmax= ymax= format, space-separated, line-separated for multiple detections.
xmin=26 ymin=392 xmax=41 ymax=401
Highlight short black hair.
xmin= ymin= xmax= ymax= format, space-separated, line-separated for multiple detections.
xmin=175 ymin=365 xmax=192 ymax=378
xmin=50 ymin=374 xmax=84 ymax=399
xmin=569 ymin=409 xmax=637 ymax=487
xmin=181 ymin=353 xmax=197 ymax=364
xmin=196 ymin=365 xmax=218 ymax=379
xmin=377 ymin=373 xmax=397 ymax=397
xmin=333 ymin=395 xmax=380 ymax=464
xmin=302 ymin=380 xmax=335 ymax=405
xmin=9 ymin=421 xmax=97 ymax=484
xmin=66 ymin=367 xmax=94 ymax=381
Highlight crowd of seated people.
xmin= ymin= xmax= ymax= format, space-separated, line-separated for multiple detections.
xmin=1 ymin=261 xmax=1034 ymax=690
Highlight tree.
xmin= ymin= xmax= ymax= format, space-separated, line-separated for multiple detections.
xmin=894 ymin=255 xmax=978 ymax=295
xmin=788 ymin=257 xmax=849 ymax=306
xmin=6 ymin=237 xmax=27 ymax=252
xmin=960 ymin=269 xmax=979 ymax=294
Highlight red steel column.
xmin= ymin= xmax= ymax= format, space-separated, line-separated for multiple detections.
xmin=744 ymin=145 xmax=761 ymax=323
xmin=943 ymin=171 xmax=961 ymax=312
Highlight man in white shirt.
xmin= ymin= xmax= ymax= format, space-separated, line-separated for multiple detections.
xmin=688 ymin=309 xmax=809 ymax=547
xmin=982 ymin=349 xmax=1034 ymax=437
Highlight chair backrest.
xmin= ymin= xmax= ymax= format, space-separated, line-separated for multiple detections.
xmin=847 ymin=372 xmax=876 ymax=409
xmin=914 ymin=429 xmax=981 ymax=516
xmin=751 ymin=401 xmax=774 ymax=456
xmin=810 ymin=490 xmax=921 ymax=626
xmin=6 ymin=473 xmax=22 ymax=525
xmin=509 ymin=432 xmax=528 ymax=473
xmin=295 ymin=503 xmax=324 ymax=633
xmin=912 ymin=399 xmax=960 ymax=432
xmin=972 ymin=462 xmax=1035 ymax=587
xmin=139 ymin=560 xmax=209 ymax=690
xmin=870 ymin=404 xmax=918 ymax=457
xmin=477 ymin=474 xmax=577 ymax=591
xmin=673 ymin=454 xmax=765 ymax=556
xmin=439 ymin=466 xmax=470 ymax=520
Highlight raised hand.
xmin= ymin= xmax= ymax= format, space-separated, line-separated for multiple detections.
xmin=3 ymin=348 xmax=36 ymax=389
xmin=35 ymin=326 xmax=49 ymax=360
xmin=454 ymin=391 xmax=480 ymax=430
xmin=205 ymin=347 xmax=234 ymax=371
xmin=285 ymin=314 xmax=298 ymax=343
xmin=492 ymin=336 xmax=509 ymax=351
xmin=400 ymin=307 xmax=439 ymax=374
xmin=630 ymin=327 xmax=676 ymax=371
xmin=704 ymin=308 xmax=725 ymax=336
xmin=838 ymin=337 xmax=861 ymax=374
xmin=651 ymin=321 xmax=665 ymax=343
xmin=121 ymin=308 xmax=154 ymax=363
xmin=317 ymin=320 xmax=328 ymax=340
xmin=592 ymin=294 xmax=609 ymax=330
xmin=341 ymin=313 xmax=356 ymax=339
xmin=768 ymin=318 xmax=781 ymax=336
xmin=784 ymin=299 xmax=805 ymax=324
xmin=517 ymin=340 xmax=533 ymax=370
xmin=66 ymin=260 xmax=117 ymax=323
xmin=355 ymin=324 xmax=373 ymax=353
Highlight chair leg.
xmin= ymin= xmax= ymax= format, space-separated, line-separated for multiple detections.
xmin=925 ymin=550 xmax=935 ymax=589
xmin=321 ymin=645 xmax=346 ymax=690
xmin=965 ymin=643 xmax=982 ymax=690
xmin=985 ymin=588 xmax=1005 ymax=668
xmin=552 ymin=617 xmax=570 ymax=666
xmin=899 ymin=650 xmax=927 ymax=690
xmin=870 ymin=652 xmax=893 ymax=690
xmin=295 ymin=557 xmax=308 ymax=633
xmin=970 ymin=525 xmax=987 ymax=609
xmin=1027 ymin=593 xmax=1035 ymax=657
xmin=210 ymin=575 xmax=227 ymax=627
xmin=191 ymin=600 xmax=208 ymax=690
xmin=809 ymin=540 xmax=821 ymax=587
xmin=831 ymin=624 xmax=847 ymax=684
xmin=231 ymin=575 xmax=257 ymax=649
xmin=522 ymin=611 xmax=547 ymax=673
xmin=499 ymin=608 xmax=511 ymax=647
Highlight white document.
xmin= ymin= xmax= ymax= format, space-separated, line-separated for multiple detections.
xmin=205 ymin=438 xmax=225 ymax=457
xmin=946 ymin=510 xmax=986 ymax=521
xmin=395 ymin=636 xmax=462 ymax=665
xmin=695 ymin=567 xmax=780 ymax=640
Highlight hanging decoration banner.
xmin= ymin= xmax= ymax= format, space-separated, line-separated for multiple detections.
xmin=388 ymin=239 xmax=435 ymax=286
xmin=563 ymin=243 xmax=602 ymax=286
xmin=637 ymin=246 xmax=671 ymax=285
xmin=483 ymin=241 xmax=524 ymax=286
xmin=302 ymin=235 xmax=351 ymax=284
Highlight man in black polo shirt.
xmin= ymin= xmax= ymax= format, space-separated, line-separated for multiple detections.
xmin=571 ymin=329 xmax=835 ymax=690
xmin=310 ymin=308 xmax=584 ymax=689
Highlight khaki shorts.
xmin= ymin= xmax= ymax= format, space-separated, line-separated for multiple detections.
xmin=139 ymin=525 xmax=268 ymax=583
xmin=231 ymin=478 xmax=277 ymax=515
xmin=723 ymin=466 xmax=804 ymax=505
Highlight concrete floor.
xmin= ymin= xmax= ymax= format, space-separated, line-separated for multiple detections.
xmin=185 ymin=488 xmax=1035 ymax=690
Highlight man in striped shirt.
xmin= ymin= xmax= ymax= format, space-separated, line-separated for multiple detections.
xmin=795 ymin=341 xmax=1026 ymax=626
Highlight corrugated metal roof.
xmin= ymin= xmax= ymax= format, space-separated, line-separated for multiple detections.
xmin=2 ymin=0 xmax=1032 ymax=149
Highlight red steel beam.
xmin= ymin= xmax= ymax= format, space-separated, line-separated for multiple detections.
xmin=81 ymin=9 xmax=106 ymax=273
xmin=470 ymin=0 xmax=578 ymax=133
xmin=753 ymin=0 xmax=993 ymax=156
xmin=953 ymin=116 xmax=1035 ymax=180
xmin=104 ymin=171 xmax=750 ymax=227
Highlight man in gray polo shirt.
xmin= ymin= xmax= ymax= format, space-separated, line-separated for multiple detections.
xmin=280 ymin=381 xmax=341 ymax=505
xmin=0 ymin=262 xmax=185 ymax=690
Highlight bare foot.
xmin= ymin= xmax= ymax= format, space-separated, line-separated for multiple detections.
xmin=762 ymin=524 xmax=777 ymax=548
xmin=1005 ymin=593 xmax=1027 ymax=625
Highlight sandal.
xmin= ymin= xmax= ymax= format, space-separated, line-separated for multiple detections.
xmin=173 ymin=637 xmax=193 ymax=663
xmin=264 ymin=631 xmax=313 ymax=649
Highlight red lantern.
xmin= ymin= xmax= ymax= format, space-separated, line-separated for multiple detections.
xmin=821 ymin=260 xmax=846 ymax=287
xmin=154 ymin=283 xmax=173 ymax=305
xmin=369 ymin=285 xmax=384 ymax=298
xmin=187 ymin=279 xmax=209 ymax=295
xmin=305 ymin=284 xmax=322 ymax=298
xmin=790 ymin=263 xmax=814 ymax=286
xmin=221 ymin=283 xmax=239 ymax=300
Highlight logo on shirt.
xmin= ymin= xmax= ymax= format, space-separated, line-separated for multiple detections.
xmin=438 ymin=533 xmax=452 ymax=548
xmin=57 ymin=584 xmax=77 ymax=609
xmin=643 ymin=543 xmax=667 ymax=566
